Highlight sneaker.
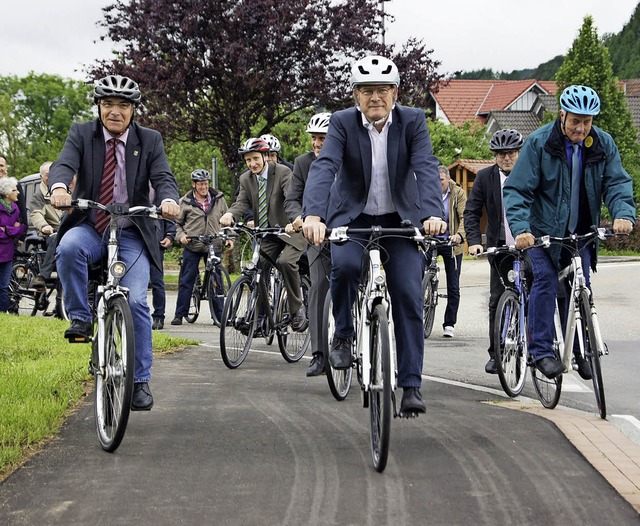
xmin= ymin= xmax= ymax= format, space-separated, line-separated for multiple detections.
xmin=306 ymin=353 xmax=325 ymax=377
xmin=170 ymin=316 xmax=183 ymax=326
xmin=442 ymin=326 xmax=455 ymax=338
xmin=329 ymin=336 xmax=353 ymax=369
xmin=152 ymin=318 xmax=164 ymax=330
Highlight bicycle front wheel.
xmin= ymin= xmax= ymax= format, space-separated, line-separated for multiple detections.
xmin=95 ymin=295 xmax=134 ymax=452
xmin=369 ymin=303 xmax=392 ymax=472
xmin=208 ymin=264 xmax=231 ymax=327
xmin=493 ymin=290 xmax=527 ymax=397
xmin=220 ymin=275 xmax=257 ymax=369
xmin=322 ymin=292 xmax=353 ymax=401
xmin=276 ymin=275 xmax=311 ymax=363
xmin=422 ymin=272 xmax=437 ymax=339
xmin=580 ymin=294 xmax=606 ymax=419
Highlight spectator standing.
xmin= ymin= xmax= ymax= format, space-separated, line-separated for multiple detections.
xmin=0 ymin=177 xmax=27 ymax=311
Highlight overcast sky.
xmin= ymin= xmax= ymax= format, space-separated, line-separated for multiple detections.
xmin=1 ymin=0 xmax=638 ymax=81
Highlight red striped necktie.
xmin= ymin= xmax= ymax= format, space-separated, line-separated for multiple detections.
xmin=95 ymin=138 xmax=117 ymax=234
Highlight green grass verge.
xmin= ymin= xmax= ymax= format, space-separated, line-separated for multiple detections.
xmin=0 ymin=313 xmax=197 ymax=477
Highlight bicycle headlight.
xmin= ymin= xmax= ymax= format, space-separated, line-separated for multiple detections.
xmin=110 ymin=261 xmax=127 ymax=278
xmin=507 ymin=269 xmax=517 ymax=283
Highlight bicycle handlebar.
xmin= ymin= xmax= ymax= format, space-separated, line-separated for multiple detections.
xmin=326 ymin=225 xmax=426 ymax=243
xmin=225 ymin=223 xmax=289 ymax=237
xmin=66 ymin=199 xmax=162 ymax=219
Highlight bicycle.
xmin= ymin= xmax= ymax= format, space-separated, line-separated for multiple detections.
xmin=219 ymin=223 xmax=310 ymax=368
xmin=421 ymin=237 xmax=451 ymax=339
xmin=9 ymin=235 xmax=67 ymax=319
xmin=323 ymin=225 xmax=426 ymax=472
xmin=179 ymin=233 xmax=232 ymax=326
xmin=493 ymin=229 xmax=614 ymax=419
xmin=63 ymin=199 xmax=163 ymax=451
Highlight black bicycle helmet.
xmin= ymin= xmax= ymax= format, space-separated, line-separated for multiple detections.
xmin=489 ymin=129 xmax=524 ymax=152
xmin=238 ymin=138 xmax=270 ymax=156
xmin=94 ymin=75 xmax=142 ymax=105
xmin=191 ymin=169 xmax=211 ymax=182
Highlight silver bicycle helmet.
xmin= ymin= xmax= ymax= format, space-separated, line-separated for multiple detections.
xmin=93 ymin=75 xmax=142 ymax=105
xmin=349 ymin=55 xmax=400 ymax=89
xmin=259 ymin=134 xmax=281 ymax=152
xmin=191 ymin=169 xmax=211 ymax=182
xmin=306 ymin=112 xmax=332 ymax=134
xmin=489 ymin=129 xmax=524 ymax=152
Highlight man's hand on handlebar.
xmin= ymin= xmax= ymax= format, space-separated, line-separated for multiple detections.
xmin=613 ymin=218 xmax=633 ymax=234
xmin=422 ymin=217 xmax=447 ymax=236
xmin=302 ymin=215 xmax=326 ymax=246
xmin=515 ymin=232 xmax=535 ymax=250
xmin=50 ymin=188 xmax=72 ymax=209
xmin=468 ymin=244 xmax=483 ymax=256
xmin=160 ymin=201 xmax=180 ymax=219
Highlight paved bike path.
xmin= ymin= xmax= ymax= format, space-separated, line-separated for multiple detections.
xmin=1 ymin=344 xmax=638 ymax=525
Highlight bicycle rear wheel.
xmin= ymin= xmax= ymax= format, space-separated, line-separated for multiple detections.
xmin=10 ymin=262 xmax=38 ymax=316
xmin=95 ymin=295 xmax=134 ymax=452
xmin=493 ymin=290 xmax=527 ymax=397
xmin=369 ymin=303 xmax=392 ymax=473
xmin=276 ymin=275 xmax=311 ymax=363
xmin=580 ymin=295 xmax=606 ymax=419
xmin=422 ymin=272 xmax=437 ymax=339
xmin=208 ymin=264 xmax=231 ymax=327
xmin=323 ymin=292 xmax=353 ymax=401
xmin=220 ymin=275 xmax=257 ymax=369
xmin=531 ymin=352 xmax=562 ymax=409
xmin=186 ymin=276 xmax=201 ymax=323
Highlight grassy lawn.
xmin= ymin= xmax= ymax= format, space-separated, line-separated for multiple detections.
xmin=0 ymin=313 xmax=197 ymax=479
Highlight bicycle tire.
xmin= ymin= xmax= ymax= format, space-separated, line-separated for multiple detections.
xmin=10 ymin=262 xmax=38 ymax=316
xmin=369 ymin=303 xmax=392 ymax=472
xmin=54 ymin=282 xmax=70 ymax=320
xmin=186 ymin=275 xmax=201 ymax=323
xmin=276 ymin=275 xmax=311 ymax=363
xmin=422 ymin=272 xmax=437 ymax=339
xmin=580 ymin=294 xmax=606 ymax=419
xmin=207 ymin=264 xmax=231 ymax=327
xmin=493 ymin=290 xmax=527 ymax=397
xmin=220 ymin=275 xmax=257 ymax=369
xmin=531 ymin=348 xmax=562 ymax=409
xmin=95 ymin=295 xmax=135 ymax=452
xmin=322 ymin=291 xmax=353 ymax=401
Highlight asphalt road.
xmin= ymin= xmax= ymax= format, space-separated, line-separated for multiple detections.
xmin=1 ymin=259 xmax=639 ymax=525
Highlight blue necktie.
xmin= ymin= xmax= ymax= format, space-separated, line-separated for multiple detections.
xmin=568 ymin=144 xmax=581 ymax=233
xmin=257 ymin=176 xmax=268 ymax=228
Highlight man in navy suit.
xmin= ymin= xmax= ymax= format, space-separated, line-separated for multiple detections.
xmin=49 ymin=75 xmax=180 ymax=411
xmin=302 ymin=55 xmax=445 ymax=414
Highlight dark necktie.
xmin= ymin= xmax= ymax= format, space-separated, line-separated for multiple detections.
xmin=568 ymin=144 xmax=580 ymax=233
xmin=257 ymin=176 xmax=268 ymax=228
xmin=95 ymin=138 xmax=117 ymax=234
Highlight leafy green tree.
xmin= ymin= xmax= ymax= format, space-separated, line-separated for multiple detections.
xmin=555 ymin=15 xmax=640 ymax=197
xmin=604 ymin=3 xmax=640 ymax=79
xmin=427 ymin=119 xmax=492 ymax=166
xmin=0 ymin=73 xmax=93 ymax=177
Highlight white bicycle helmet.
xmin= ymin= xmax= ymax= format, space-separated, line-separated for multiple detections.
xmin=260 ymin=134 xmax=281 ymax=152
xmin=306 ymin=112 xmax=332 ymax=134
xmin=349 ymin=55 xmax=400 ymax=89
xmin=94 ymin=75 xmax=142 ymax=105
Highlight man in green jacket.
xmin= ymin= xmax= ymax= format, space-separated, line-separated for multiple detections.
xmin=504 ymin=85 xmax=635 ymax=379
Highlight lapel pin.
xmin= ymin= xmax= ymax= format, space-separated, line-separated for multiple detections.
xmin=134 ymin=150 xmax=139 ymax=157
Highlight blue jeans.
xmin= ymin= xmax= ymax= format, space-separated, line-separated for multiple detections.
xmin=175 ymin=248 xmax=223 ymax=320
xmin=527 ymin=244 xmax=592 ymax=362
xmin=56 ymin=223 xmax=154 ymax=382
xmin=0 ymin=261 xmax=12 ymax=312
xmin=425 ymin=245 xmax=462 ymax=328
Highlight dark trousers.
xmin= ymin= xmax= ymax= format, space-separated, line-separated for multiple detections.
xmin=307 ymin=243 xmax=331 ymax=356
xmin=259 ymin=236 xmax=304 ymax=315
xmin=39 ymin=234 xmax=57 ymax=279
xmin=0 ymin=261 xmax=12 ymax=312
xmin=330 ymin=213 xmax=424 ymax=388
xmin=150 ymin=249 xmax=167 ymax=320
xmin=487 ymin=252 xmax=513 ymax=358
xmin=425 ymin=245 xmax=462 ymax=328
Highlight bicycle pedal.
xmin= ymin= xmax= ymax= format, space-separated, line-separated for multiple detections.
xmin=398 ymin=410 xmax=420 ymax=419
xmin=67 ymin=335 xmax=92 ymax=344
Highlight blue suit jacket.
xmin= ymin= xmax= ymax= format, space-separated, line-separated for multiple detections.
xmin=49 ymin=119 xmax=179 ymax=270
xmin=302 ymin=104 xmax=443 ymax=227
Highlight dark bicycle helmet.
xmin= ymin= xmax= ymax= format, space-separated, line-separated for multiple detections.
xmin=238 ymin=138 xmax=270 ymax=156
xmin=489 ymin=129 xmax=524 ymax=152
xmin=191 ymin=169 xmax=211 ymax=182
xmin=93 ymin=75 xmax=142 ymax=105
xmin=559 ymin=85 xmax=600 ymax=116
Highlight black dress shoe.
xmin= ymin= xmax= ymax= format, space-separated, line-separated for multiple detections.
xmin=329 ymin=336 xmax=352 ymax=369
xmin=306 ymin=353 xmax=325 ymax=377
xmin=131 ymin=382 xmax=154 ymax=411
xmin=485 ymin=357 xmax=498 ymax=374
xmin=152 ymin=318 xmax=164 ymax=330
xmin=535 ymin=356 xmax=565 ymax=379
xmin=400 ymin=387 xmax=426 ymax=414
xmin=574 ymin=355 xmax=593 ymax=380
xmin=64 ymin=320 xmax=93 ymax=341
xmin=291 ymin=306 xmax=308 ymax=332
xmin=170 ymin=316 xmax=182 ymax=326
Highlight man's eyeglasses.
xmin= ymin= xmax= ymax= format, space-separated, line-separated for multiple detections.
xmin=358 ymin=87 xmax=392 ymax=98
xmin=496 ymin=150 xmax=519 ymax=159
xmin=100 ymin=101 xmax=133 ymax=110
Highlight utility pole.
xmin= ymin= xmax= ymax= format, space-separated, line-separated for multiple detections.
xmin=380 ymin=0 xmax=391 ymax=48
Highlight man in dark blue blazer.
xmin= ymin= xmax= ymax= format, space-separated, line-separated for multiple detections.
xmin=49 ymin=75 xmax=180 ymax=411
xmin=302 ymin=56 xmax=445 ymax=414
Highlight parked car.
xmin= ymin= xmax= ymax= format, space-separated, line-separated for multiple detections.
xmin=18 ymin=173 xmax=41 ymax=235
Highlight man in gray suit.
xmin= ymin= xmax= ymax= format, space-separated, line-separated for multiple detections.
xmin=49 ymin=75 xmax=180 ymax=411
xmin=302 ymin=56 xmax=446 ymax=414
xmin=220 ymin=138 xmax=308 ymax=331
